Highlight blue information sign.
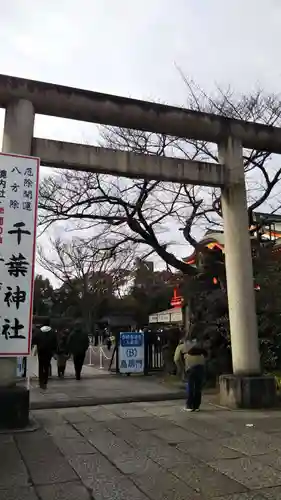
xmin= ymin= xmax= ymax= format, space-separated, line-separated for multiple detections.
xmin=119 ymin=332 xmax=144 ymax=374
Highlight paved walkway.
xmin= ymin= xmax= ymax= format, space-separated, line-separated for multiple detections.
xmin=22 ymin=356 xmax=186 ymax=409
xmin=25 ymin=373 xmax=186 ymax=409
xmin=27 ymin=356 xmax=108 ymax=379
xmin=3 ymin=400 xmax=281 ymax=499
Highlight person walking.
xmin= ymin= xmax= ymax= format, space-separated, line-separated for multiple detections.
xmin=67 ymin=324 xmax=89 ymax=380
xmin=56 ymin=328 xmax=70 ymax=378
xmin=104 ymin=329 xmax=112 ymax=351
xmin=32 ymin=321 xmax=57 ymax=390
xmin=174 ymin=339 xmax=208 ymax=412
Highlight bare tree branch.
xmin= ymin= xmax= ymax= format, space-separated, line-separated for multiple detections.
xmin=39 ymin=82 xmax=281 ymax=274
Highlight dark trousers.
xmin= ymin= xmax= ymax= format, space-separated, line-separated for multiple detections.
xmin=73 ymin=352 xmax=85 ymax=380
xmin=23 ymin=357 xmax=27 ymax=377
xmin=57 ymin=365 xmax=66 ymax=377
xmin=57 ymin=355 xmax=67 ymax=377
xmin=38 ymin=351 xmax=52 ymax=388
xmin=187 ymin=365 xmax=204 ymax=410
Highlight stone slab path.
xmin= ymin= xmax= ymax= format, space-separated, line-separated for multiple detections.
xmin=3 ymin=400 xmax=281 ymax=499
xmin=26 ymin=374 xmax=186 ymax=409
xmin=27 ymin=355 xmax=107 ymax=380
xmin=22 ymin=356 xmax=186 ymax=409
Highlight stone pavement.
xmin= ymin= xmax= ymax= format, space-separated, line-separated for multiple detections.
xmin=3 ymin=400 xmax=281 ymax=499
xmin=25 ymin=374 xmax=185 ymax=409
xmin=27 ymin=356 xmax=107 ymax=380
xmin=23 ymin=355 xmax=186 ymax=409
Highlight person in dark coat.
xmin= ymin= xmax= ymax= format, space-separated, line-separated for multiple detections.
xmin=67 ymin=325 xmax=89 ymax=380
xmin=32 ymin=320 xmax=57 ymax=390
xmin=56 ymin=328 xmax=70 ymax=378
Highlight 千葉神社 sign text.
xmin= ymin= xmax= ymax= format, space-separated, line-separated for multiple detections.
xmin=0 ymin=153 xmax=39 ymax=357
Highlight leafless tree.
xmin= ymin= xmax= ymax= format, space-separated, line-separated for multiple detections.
xmin=38 ymin=235 xmax=133 ymax=331
xmin=39 ymin=82 xmax=281 ymax=275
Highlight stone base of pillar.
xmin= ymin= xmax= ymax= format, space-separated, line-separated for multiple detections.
xmin=219 ymin=374 xmax=277 ymax=409
xmin=0 ymin=386 xmax=29 ymax=429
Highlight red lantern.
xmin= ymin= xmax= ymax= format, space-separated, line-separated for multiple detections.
xmin=170 ymin=287 xmax=183 ymax=307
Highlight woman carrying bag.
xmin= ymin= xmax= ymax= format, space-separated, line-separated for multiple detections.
xmin=174 ymin=339 xmax=208 ymax=412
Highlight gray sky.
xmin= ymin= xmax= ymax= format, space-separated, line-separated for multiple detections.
xmin=0 ymin=0 xmax=280 ymax=282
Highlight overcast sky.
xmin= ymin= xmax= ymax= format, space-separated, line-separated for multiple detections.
xmin=0 ymin=0 xmax=280 ymax=282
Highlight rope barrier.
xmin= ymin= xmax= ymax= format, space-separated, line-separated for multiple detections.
xmin=87 ymin=344 xmax=115 ymax=369
xmin=100 ymin=346 xmax=113 ymax=360
xmin=88 ymin=345 xmax=95 ymax=366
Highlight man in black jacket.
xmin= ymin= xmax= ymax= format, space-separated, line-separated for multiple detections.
xmin=67 ymin=325 xmax=89 ymax=380
xmin=32 ymin=321 xmax=57 ymax=389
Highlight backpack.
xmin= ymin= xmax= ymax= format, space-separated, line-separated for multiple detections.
xmin=35 ymin=326 xmax=56 ymax=352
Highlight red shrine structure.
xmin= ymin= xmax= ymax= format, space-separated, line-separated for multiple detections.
xmin=149 ymin=212 xmax=281 ymax=325
xmin=170 ymin=287 xmax=183 ymax=308
xmin=185 ymin=212 xmax=281 ymax=266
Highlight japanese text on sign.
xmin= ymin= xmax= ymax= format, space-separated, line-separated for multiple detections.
xmin=120 ymin=333 xmax=143 ymax=347
xmin=119 ymin=332 xmax=144 ymax=374
xmin=0 ymin=153 xmax=39 ymax=356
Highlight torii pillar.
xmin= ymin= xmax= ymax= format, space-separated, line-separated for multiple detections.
xmin=218 ymin=137 xmax=276 ymax=408
xmin=0 ymin=98 xmax=34 ymax=428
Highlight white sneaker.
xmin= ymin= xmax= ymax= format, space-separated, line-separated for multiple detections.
xmin=195 ymin=409 xmax=200 ymax=412
xmin=183 ymin=407 xmax=194 ymax=412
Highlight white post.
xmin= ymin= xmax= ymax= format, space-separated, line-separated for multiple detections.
xmin=219 ymin=137 xmax=260 ymax=375
xmin=99 ymin=345 xmax=103 ymax=369
xmin=26 ymin=356 xmax=30 ymax=391
xmin=0 ymin=99 xmax=35 ymax=387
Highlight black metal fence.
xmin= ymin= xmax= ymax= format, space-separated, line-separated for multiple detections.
xmin=145 ymin=332 xmax=165 ymax=372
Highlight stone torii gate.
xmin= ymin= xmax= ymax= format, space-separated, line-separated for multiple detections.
xmin=0 ymin=75 xmax=279 ymax=426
